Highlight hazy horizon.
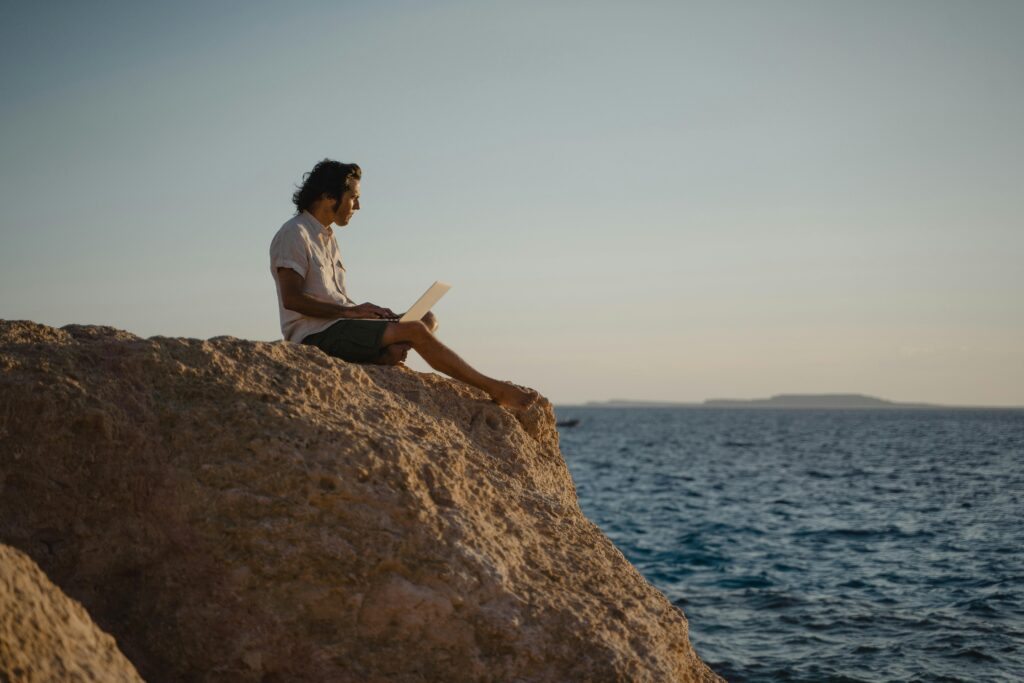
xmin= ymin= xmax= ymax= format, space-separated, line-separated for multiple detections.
xmin=566 ymin=393 xmax=1024 ymax=408
xmin=2 ymin=1 xmax=1022 ymax=406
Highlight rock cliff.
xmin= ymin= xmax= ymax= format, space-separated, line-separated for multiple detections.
xmin=0 ymin=320 xmax=722 ymax=682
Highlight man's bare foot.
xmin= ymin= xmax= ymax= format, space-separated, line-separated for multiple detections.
xmin=489 ymin=381 xmax=538 ymax=411
xmin=374 ymin=343 xmax=412 ymax=366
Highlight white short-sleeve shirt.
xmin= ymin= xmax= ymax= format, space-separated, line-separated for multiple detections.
xmin=269 ymin=211 xmax=354 ymax=342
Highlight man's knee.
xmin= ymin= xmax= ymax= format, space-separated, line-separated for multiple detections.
xmin=383 ymin=319 xmax=432 ymax=348
xmin=408 ymin=319 xmax=430 ymax=338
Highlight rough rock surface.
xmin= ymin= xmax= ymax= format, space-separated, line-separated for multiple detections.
xmin=0 ymin=320 xmax=723 ymax=683
xmin=0 ymin=542 xmax=143 ymax=683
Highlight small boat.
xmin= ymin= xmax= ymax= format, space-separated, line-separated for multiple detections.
xmin=556 ymin=418 xmax=580 ymax=428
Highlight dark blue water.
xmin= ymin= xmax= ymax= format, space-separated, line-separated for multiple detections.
xmin=555 ymin=407 xmax=1024 ymax=683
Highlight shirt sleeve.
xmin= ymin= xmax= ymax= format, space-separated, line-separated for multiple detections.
xmin=269 ymin=226 xmax=309 ymax=279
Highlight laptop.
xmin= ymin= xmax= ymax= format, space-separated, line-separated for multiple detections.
xmin=360 ymin=281 xmax=451 ymax=322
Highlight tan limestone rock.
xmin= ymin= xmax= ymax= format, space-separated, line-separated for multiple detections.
xmin=0 ymin=319 xmax=723 ymax=682
xmin=0 ymin=542 xmax=143 ymax=683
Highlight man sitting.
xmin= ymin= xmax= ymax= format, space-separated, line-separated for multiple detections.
xmin=269 ymin=159 xmax=537 ymax=411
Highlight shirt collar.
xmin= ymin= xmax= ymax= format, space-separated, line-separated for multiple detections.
xmin=302 ymin=210 xmax=334 ymax=239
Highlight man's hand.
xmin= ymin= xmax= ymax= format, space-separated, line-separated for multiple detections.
xmin=346 ymin=302 xmax=398 ymax=320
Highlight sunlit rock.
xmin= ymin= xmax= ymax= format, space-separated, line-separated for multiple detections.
xmin=0 ymin=320 xmax=722 ymax=682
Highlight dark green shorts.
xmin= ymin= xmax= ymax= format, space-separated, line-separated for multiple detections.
xmin=301 ymin=319 xmax=389 ymax=363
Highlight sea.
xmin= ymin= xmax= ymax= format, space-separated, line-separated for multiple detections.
xmin=554 ymin=407 xmax=1024 ymax=683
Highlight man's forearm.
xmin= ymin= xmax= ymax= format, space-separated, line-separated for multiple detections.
xmin=283 ymin=293 xmax=355 ymax=319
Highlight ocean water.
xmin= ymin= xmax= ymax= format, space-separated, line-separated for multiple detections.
xmin=554 ymin=407 xmax=1024 ymax=683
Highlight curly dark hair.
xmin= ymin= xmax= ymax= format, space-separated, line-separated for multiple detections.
xmin=292 ymin=159 xmax=362 ymax=213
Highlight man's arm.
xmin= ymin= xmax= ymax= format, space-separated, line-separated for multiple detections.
xmin=276 ymin=268 xmax=396 ymax=319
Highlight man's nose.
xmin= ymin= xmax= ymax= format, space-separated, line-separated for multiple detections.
xmin=353 ymin=199 xmax=360 ymax=210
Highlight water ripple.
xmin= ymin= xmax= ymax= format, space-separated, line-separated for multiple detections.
xmin=557 ymin=407 xmax=1024 ymax=683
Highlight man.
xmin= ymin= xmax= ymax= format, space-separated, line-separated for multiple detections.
xmin=269 ymin=159 xmax=537 ymax=411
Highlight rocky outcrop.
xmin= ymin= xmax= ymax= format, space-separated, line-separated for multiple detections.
xmin=0 ymin=320 xmax=722 ymax=682
xmin=0 ymin=542 xmax=143 ymax=683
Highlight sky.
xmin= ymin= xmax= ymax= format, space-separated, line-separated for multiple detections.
xmin=1 ymin=1 xmax=1022 ymax=406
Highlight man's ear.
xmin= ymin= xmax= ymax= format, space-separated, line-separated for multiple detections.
xmin=321 ymin=192 xmax=340 ymax=213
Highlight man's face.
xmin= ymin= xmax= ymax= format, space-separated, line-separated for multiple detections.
xmin=332 ymin=179 xmax=361 ymax=227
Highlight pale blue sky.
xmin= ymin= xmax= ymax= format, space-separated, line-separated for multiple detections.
xmin=2 ymin=1 xmax=1022 ymax=405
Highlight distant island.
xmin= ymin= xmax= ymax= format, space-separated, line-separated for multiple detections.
xmin=701 ymin=394 xmax=938 ymax=409
xmin=580 ymin=394 xmax=1020 ymax=410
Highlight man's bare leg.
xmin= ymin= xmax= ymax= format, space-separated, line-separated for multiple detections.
xmin=375 ymin=312 xmax=436 ymax=366
xmin=380 ymin=321 xmax=536 ymax=410
xmin=373 ymin=342 xmax=411 ymax=366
